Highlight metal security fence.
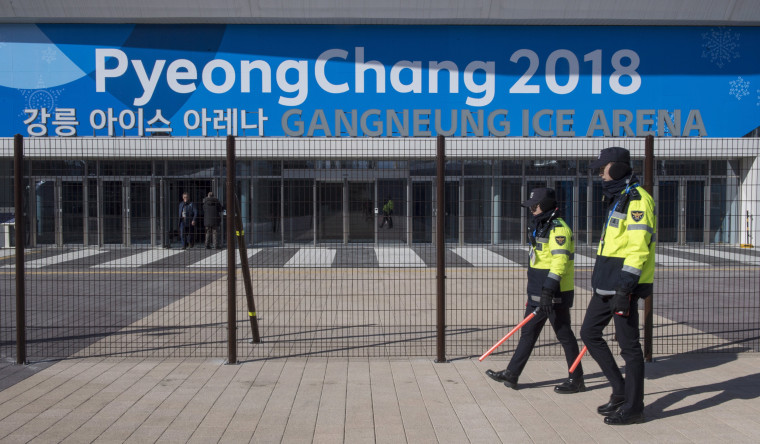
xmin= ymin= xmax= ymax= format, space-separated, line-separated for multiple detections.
xmin=1 ymin=136 xmax=759 ymax=362
xmin=646 ymin=138 xmax=760 ymax=355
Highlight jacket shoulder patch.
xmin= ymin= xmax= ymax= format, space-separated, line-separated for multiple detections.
xmin=631 ymin=211 xmax=645 ymax=222
xmin=555 ymin=236 xmax=566 ymax=246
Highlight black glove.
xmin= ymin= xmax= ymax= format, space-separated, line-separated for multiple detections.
xmin=539 ymin=287 xmax=555 ymax=315
xmin=610 ymin=289 xmax=631 ymax=316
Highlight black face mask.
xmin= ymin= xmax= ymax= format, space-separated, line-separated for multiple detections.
xmin=530 ymin=209 xmax=555 ymax=225
xmin=602 ymin=174 xmax=639 ymax=200
xmin=528 ymin=208 xmax=557 ymax=245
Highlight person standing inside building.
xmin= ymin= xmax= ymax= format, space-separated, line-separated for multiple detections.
xmin=202 ymin=191 xmax=224 ymax=249
xmin=178 ymin=192 xmax=197 ymax=250
xmin=486 ymin=187 xmax=584 ymax=393
xmin=581 ymin=146 xmax=656 ymax=426
xmin=380 ymin=197 xmax=394 ymax=228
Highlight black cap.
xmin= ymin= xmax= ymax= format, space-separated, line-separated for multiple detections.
xmin=589 ymin=146 xmax=631 ymax=169
xmin=522 ymin=187 xmax=556 ymax=208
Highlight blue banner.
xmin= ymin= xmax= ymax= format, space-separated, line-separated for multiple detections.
xmin=1 ymin=24 xmax=758 ymax=137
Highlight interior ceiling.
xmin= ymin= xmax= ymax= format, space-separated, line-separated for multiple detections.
xmin=2 ymin=0 xmax=760 ymax=25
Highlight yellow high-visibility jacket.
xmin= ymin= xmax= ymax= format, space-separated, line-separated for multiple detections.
xmin=527 ymin=217 xmax=574 ymax=306
xmin=592 ymin=184 xmax=656 ymax=298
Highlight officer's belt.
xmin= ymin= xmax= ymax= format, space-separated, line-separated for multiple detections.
xmin=529 ymin=294 xmax=562 ymax=304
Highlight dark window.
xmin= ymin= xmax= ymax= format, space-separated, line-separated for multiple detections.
xmin=100 ymin=160 xmax=152 ymax=177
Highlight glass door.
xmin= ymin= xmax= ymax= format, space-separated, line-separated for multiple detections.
xmin=317 ymin=181 xmax=343 ymax=242
xmin=709 ymin=177 xmax=738 ymax=244
xmin=498 ymin=178 xmax=522 ymax=243
xmin=685 ymin=180 xmax=706 ymax=243
xmin=252 ymin=179 xmax=282 ymax=245
xmin=444 ymin=180 xmax=459 ymax=243
xmin=553 ymin=179 xmax=575 ymax=230
xmin=348 ymin=182 xmax=374 ymax=243
xmin=377 ymin=179 xmax=406 ymax=244
xmin=129 ymin=181 xmax=152 ymax=245
xmin=61 ymin=180 xmax=84 ymax=244
xmin=102 ymin=180 xmax=123 ymax=245
xmin=284 ymin=179 xmax=314 ymax=243
xmin=412 ymin=181 xmax=432 ymax=243
xmin=34 ymin=180 xmax=55 ymax=244
xmin=658 ymin=180 xmax=679 ymax=243
xmin=87 ymin=179 xmax=99 ymax=245
xmin=464 ymin=179 xmax=491 ymax=244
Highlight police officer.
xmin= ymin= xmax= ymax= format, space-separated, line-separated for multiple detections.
xmin=580 ymin=147 xmax=656 ymax=425
xmin=486 ymin=187 xmax=584 ymax=393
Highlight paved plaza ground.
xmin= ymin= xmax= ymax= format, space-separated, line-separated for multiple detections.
xmin=1 ymin=353 xmax=759 ymax=443
xmin=2 ymin=244 xmax=759 ymax=442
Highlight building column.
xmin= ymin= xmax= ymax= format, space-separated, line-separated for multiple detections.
xmin=740 ymin=156 xmax=759 ymax=247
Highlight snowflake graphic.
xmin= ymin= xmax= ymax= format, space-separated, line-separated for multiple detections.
xmin=18 ymin=87 xmax=63 ymax=116
xmin=729 ymin=77 xmax=750 ymax=100
xmin=702 ymin=28 xmax=740 ymax=68
xmin=41 ymin=46 xmax=57 ymax=64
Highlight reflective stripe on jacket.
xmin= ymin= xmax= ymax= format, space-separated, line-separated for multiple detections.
xmin=526 ymin=217 xmax=575 ymax=296
xmin=592 ymin=185 xmax=656 ymax=297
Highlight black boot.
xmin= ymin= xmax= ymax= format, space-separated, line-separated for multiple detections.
xmin=485 ymin=369 xmax=518 ymax=389
xmin=604 ymin=409 xmax=645 ymax=425
xmin=554 ymin=376 xmax=585 ymax=394
xmin=597 ymin=394 xmax=626 ymax=416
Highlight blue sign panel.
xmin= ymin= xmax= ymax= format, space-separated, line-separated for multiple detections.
xmin=1 ymin=24 xmax=759 ymax=137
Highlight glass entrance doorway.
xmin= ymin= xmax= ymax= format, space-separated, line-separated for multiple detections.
xmin=61 ymin=180 xmax=84 ymax=244
xmin=102 ymin=180 xmax=123 ymax=244
xmin=553 ymin=179 xmax=575 ymax=229
xmin=658 ymin=178 xmax=707 ymax=244
xmin=129 ymin=181 xmax=152 ymax=245
xmin=284 ymin=179 xmax=313 ymax=243
xmin=348 ymin=182 xmax=373 ymax=243
xmin=377 ymin=179 xmax=406 ymax=244
xmin=685 ymin=180 xmax=706 ymax=243
xmin=317 ymin=182 xmax=343 ymax=242
xmin=658 ymin=180 xmax=679 ymax=243
xmin=34 ymin=180 xmax=55 ymax=245
xmin=164 ymin=179 xmax=214 ymax=247
xmin=498 ymin=179 xmax=522 ymax=243
xmin=444 ymin=180 xmax=459 ymax=243
xmin=413 ymin=181 xmax=432 ymax=243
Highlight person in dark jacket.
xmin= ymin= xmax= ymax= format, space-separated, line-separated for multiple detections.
xmin=581 ymin=146 xmax=656 ymax=426
xmin=178 ymin=192 xmax=198 ymax=249
xmin=485 ymin=187 xmax=583 ymax=393
xmin=202 ymin=191 xmax=224 ymax=249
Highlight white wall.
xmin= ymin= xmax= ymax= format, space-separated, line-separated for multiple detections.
xmin=2 ymin=0 xmax=760 ymax=25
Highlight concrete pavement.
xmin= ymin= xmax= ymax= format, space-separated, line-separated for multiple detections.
xmin=1 ymin=352 xmax=759 ymax=443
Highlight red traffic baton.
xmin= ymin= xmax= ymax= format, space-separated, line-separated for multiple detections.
xmin=569 ymin=345 xmax=588 ymax=373
xmin=479 ymin=308 xmax=539 ymax=361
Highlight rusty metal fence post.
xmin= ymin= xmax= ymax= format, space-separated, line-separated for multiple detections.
xmin=644 ymin=135 xmax=654 ymax=362
xmin=226 ymin=135 xmax=237 ymax=364
xmin=233 ymin=195 xmax=261 ymax=343
xmin=436 ymin=135 xmax=446 ymax=363
xmin=14 ymin=134 xmax=26 ymax=365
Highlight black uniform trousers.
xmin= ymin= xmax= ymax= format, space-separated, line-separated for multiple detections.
xmin=580 ymin=293 xmax=645 ymax=413
xmin=506 ymin=303 xmax=583 ymax=379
